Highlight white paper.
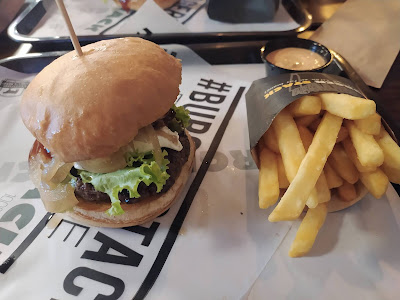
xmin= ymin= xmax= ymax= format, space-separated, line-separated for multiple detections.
xmin=0 ymin=45 xmax=290 ymax=300
xmin=247 ymin=189 xmax=400 ymax=300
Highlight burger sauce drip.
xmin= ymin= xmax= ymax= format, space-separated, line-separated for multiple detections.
xmin=119 ymin=0 xmax=131 ymax=12
xmin=143 ymin=125 xmax=163 ymax=166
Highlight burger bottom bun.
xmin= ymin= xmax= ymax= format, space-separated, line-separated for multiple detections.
xmin=114 ymin=0 xmax=179 ymax=10
xmin=67 ymin=132 xmax=195 ymax=228
xmin=326 ymin=181 xmax=368 ymax=213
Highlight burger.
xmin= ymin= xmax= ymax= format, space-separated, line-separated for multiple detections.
xmin=20 ymin=37 xmax=195 ymax=227
xmin=114 ymin=0 xmax=179 ymax=11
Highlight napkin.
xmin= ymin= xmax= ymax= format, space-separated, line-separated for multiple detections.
xmin=310 ymin=0 xmax=400 ymax=88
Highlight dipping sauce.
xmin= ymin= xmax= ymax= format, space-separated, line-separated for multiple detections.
xmin=266 ymin=47 xmax=326 ymax=71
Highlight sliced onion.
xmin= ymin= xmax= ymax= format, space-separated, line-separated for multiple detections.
xmin=142 ymin=125 xmax=163 ymax=166
xmin=29 ymin=142 xmax=79 ymax=213
xmin=77 ymin=149 xmax=126 ymax=173
xmin=42 ymin=157 xmax=65 ymax=183
xmin=39 ymin=183 xmax=78 ymax=213
xmin=51 ymin=162 xmax=74 ymax=183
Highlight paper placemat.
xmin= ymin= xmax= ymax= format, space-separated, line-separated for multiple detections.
xmin=0 ymin=45 xmax=291 ymax=300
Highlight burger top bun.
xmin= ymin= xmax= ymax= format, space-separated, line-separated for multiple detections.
xmin=20 ymin=37 xmax=182 ymax=163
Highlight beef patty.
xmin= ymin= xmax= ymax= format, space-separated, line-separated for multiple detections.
xmin=74 ymin=126 xmax=190 ymax=204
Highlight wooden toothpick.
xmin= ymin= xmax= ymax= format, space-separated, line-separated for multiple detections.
xmin=55 ymin=0 xmax=83 ymax=56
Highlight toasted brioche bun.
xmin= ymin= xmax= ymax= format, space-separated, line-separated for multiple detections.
xmin=66 ymin=131 xmax=195 ymax=228
xmin=113 ymin=0 xmax=179 ymax=10
xmin=20 ymin=37 xmax=181 ymax=163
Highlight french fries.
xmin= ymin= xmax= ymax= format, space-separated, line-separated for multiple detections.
xmin=382 ymin=164 xmax=400 ymax=184
xmin=269 ymin=112 xmax=342 ymax=222
xmin=258 ymin=148 xmax=280 ymax=209
xmin=376 ymin=126 xmax=400 ymax=168
xmin=272 ymin=110 xmax=320 ymax=209
xmin=295 ymin=114 xmax=319 ymax=127
xmin=261 ymin=127 xmax=280 ymax=153
xmin=354 ymin=112 xmax=381 ymax=135
xmin=376 ymin=128 xmax=400 ymax=184
xmin=359 ymin=168 xmax=389 ymax=199
xmin=345 ymin=120 xmax=384 ymax=168
xmin=272 ymin=109 xmax=306 ymax=182
xmin=289 ymin=204 xmax=327 ymax=258
xmin=324 ymin=161 xmax=343 ymax=189
xmin=288 ymin=95 xmax=321 ymax=117
xmin=316 ymin=172 xmax=331 ymax=203
xmin=337 ymin=180 xmax=357 ymax=202
xmin=342 ymin=138 xmax=376 ymax=173
xmin=328 ymin=143 xmax=359 ymax=184
xmin=319 ymin=93 xmax=376 ymax=119
xmin=256 ymin=92 xmax=399 ymax=257
xmin=277 ymin=155 xmax=290 ymax=189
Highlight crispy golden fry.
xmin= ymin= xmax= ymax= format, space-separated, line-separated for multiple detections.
xmin=375 ymin=126 xmax=400 ymax=169
xmin=354 ymin=112 xmax=381 ymax=135
xmin=342 ymin=138 xmax=376 ymax=173
xmin=258 ymin=148 xmax=280 ymax=209
xmin=295 ymin=115 xmax=319 ymax=127
xmin=261 ymin=128 xmax=280 ymax=153
xmin=328 ymin=143 xmax=359 ymax=184
xmin=297 ymin=125 xmax=313 ymax=151
xmin=277 ymin=155 xmax=289 ymax=189
xmin=306 ymin=188 xmax=319 ymax=209
xmin=324 ymin=160 xmax=343 ymax=189
xmin=337 ymin=181 xmax=357 ymax=202
xmin=359 ymin=168 xmax=389 ymax=199
xmin=272 ymin=109 xmax=306 ymax=182
xmin=289 ymin=203 xmax=327 ymax=258
xmin=269 ymin=112 xmax=343 ymax=222
xmin=296 ymin=125 xmax=319 ymax=208
xmin=288 ymin=95 xmax=321 ymax=117
xmin=345 ymin=120 xmax=384 ymax=168
xmin=382 ymin=164 xmax=400 ymax=184
xmin=316 ymin=171 xmax=331 ymax=203
xmin=319 ymin=93 xmax=376 ymax=120
xmin=336 ymin=126 xmax=349 ymax=143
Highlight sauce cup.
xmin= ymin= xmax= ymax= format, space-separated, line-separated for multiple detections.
xmin=261 ymin=38 xmax=333 ymax=76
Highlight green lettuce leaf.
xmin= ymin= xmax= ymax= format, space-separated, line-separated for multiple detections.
xmin=79 ymin=151 xmax=170 ymax=216
xmin=172 ymin=104 xmax=190 ymax=128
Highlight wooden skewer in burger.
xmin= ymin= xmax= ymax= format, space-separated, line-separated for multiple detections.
xmin=20 ymin=1 xmax=194 ymax=227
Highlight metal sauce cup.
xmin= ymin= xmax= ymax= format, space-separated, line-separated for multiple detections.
xmin=261 ymin=38 xmax=333 ymax=76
